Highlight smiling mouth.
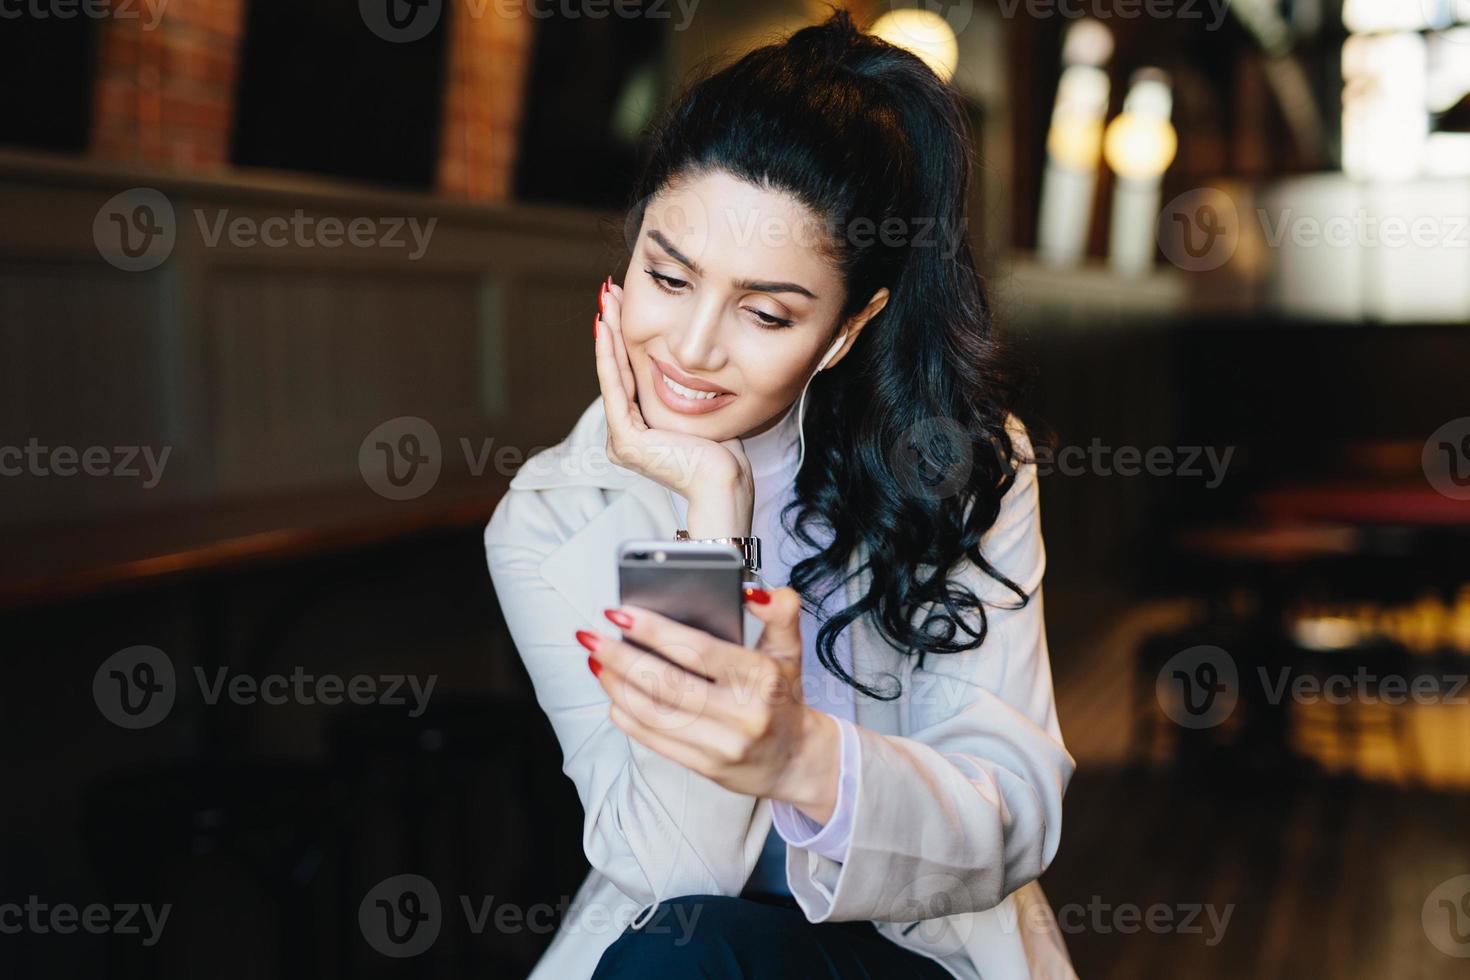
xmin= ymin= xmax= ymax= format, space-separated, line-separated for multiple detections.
xmin=649 ymin=357 xmax=736 ymax=415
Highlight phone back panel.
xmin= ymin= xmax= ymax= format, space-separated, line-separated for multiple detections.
xmin=618 ymin=543 xmax=744 ymax=646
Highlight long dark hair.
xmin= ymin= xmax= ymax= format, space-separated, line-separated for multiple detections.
xmin=626 ymin=7 xmax=1030 ymax=699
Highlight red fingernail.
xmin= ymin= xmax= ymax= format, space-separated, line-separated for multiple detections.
xmin=743 ymin=587 xmax=771 ymax=604
xmin=598 ymin=282 xmax=607 ymax=314
xmin=604 ymin=608 xmax=633 ymax=629
xmin=575 ymin=629 xmax=601 ymax=652
xmin=588 ymin=655 xmax=603 ymax=678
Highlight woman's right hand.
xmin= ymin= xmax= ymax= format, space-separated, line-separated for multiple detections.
xmin=594 ymin=277 xmax=755 ymax=538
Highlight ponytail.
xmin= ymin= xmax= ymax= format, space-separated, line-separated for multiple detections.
xmin=629 ymin=7 xmax=1028 ymax=698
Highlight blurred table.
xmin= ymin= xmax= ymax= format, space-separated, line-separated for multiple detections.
xmin=0 ymin=476 xmax=508 ymax=609
xmin=1253 ymin=481 xmax=1470 ymax=528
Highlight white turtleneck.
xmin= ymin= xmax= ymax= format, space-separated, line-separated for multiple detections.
xmin=666 ymin=399 xmax=863 ymax=895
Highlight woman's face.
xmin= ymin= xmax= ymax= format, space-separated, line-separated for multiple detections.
xmin=620 ymin=170 xmax=884 ymax=441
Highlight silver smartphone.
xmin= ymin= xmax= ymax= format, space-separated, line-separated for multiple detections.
xmin=617 ymin=540 xmax=745 ymax=658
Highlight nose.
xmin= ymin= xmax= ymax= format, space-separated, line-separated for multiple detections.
xmin=668 ymin=295 xmax=726 ymax=371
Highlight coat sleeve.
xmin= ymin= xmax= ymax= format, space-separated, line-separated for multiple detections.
xmin=483 ymin=484 xmax=767 ymax=908
xmin=782 ymin=422 xmax=1076 ymax=924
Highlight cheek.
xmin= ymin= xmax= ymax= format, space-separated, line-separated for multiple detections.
xmin=727 ymin=336 xmax=812 ymax=401
xmin=618 ymin=285 xmax=671 ymax=350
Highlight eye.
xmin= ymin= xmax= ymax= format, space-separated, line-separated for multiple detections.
xmin=645 ymin=266 xmax=793 ymax=329
xmin=644 ymin=268 xmax=688 ymax=294
xmin=747 ymin=308 xmax=793 ymax=330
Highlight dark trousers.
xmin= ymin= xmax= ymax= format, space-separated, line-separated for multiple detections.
xmin=591 ymin=893 xmax=956 ymax=979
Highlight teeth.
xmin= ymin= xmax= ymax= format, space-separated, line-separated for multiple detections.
xmin=662 ymin=371 xmax=721 ymax=400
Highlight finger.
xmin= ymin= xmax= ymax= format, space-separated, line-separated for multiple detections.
xmin=602 ymin=279 xmax=640 ymax=406
xmin=593 ymin=634 xmax=731 ymax=723
xmin=609 ymin=604 xmax=758 ymax=687
xmin=595 ymin=282 xmax=641 ymax=442
xmin=607 ymin=675 xmax=744 ymax=761
xmin=747 ymin=586 xmax=804 ymax=663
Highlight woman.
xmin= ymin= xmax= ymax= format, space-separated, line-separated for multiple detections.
xmin=484 ymin=10 xmax=1075 ymax=979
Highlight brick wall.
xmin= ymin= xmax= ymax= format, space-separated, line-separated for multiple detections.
xmin=91 ymin=0 xmax=245 ymax=170
xmin=88 ymin=0 xmax=533 ymax=202
xmin=437 ymin=1 xmax=533 ymax=201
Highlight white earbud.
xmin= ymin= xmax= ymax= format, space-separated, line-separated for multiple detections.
xmin=815 ymin=332 xmax=846 ymax=372
xmin=791 ymin=330 xmax=848 ymax=476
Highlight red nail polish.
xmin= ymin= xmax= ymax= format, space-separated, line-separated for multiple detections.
xmin=588 ymin=655 xmax=603 ymax=678
xmin=575 ymin=629 xmax=600 ymax=652
xmin=598 ymin=282 xmax=606 ymax=315
xmin=604 ymin=608 xmax=633 ymax=629
xmin=744 ymin=587 xmax=771 ymax=604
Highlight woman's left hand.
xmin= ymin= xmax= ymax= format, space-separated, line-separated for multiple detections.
xmin=578 ymin=586 xmax=841 ymax=825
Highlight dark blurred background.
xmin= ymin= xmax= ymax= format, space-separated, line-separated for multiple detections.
xmin=3 ymin=1 xmax=1470 ymax=977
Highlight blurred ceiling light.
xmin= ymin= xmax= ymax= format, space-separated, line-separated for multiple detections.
xmin=1105 ymin=71 xmax=1176 ymax=276
xmin=1061 ymin=18 xmax=1113 ymax=67
xmin=1036 ymin=20 xmax=1113 ymax=267
xmin=869 ymin=9 xmax=958 ymax=82
xmin=1343 ymin=0 xmax=1435 ymax=33
xmin=1342 ymin=32 xmax=1429 ymax=179
xmin=1047 ymin=67 xmax=1110 ymax=170
xmin=1103 ymin=74 xmax=1178 ymax=181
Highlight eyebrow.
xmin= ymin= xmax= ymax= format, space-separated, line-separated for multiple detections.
xmin=647 ymin=229 xmax=820 ymax=300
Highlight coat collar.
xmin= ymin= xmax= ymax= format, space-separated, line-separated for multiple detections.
xmin=512 ymin=398 xmax=905 ymax=733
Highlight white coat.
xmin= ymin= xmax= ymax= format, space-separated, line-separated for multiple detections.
xmin=483 ymin=397 xmax=1078 ymax=979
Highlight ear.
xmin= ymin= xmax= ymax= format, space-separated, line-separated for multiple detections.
xmin=822 ymin=287 xmax=889 ymax=372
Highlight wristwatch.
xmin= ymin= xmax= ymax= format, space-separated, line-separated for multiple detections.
xmin=675 ymin=529 xmax=762 ymax=579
